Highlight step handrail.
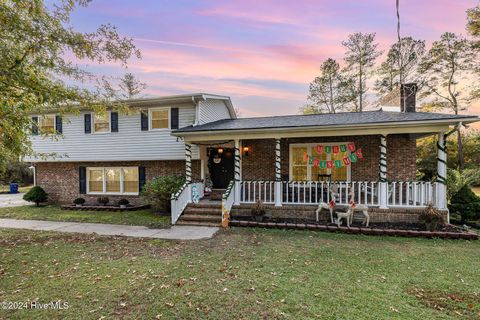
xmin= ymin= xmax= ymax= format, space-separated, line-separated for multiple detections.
xmin=171 ymin=182 xmax=190 ymax=225
xmin=221 ymin=181 xmax=235 ymax=228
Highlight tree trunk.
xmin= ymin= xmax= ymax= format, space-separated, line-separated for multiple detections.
xmin=457 ymin=127 xmax=465 ymax=170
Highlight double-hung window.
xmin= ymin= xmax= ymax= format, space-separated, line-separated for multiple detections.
xmin=290 ymin=143 xmax=351 ymax=181
xmin=93 ymin=112 xmax=110 ymax=133
xmin=87 ymin=167 xmax=139 ymax=194
xmin=149 ymin=108 xmax=169 ymax=130
xmin=38 ymin=115 xmax=56 ymax=134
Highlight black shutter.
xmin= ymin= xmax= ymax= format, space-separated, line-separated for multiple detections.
xmin=84 ymin=114 xmax=91 ymax=134
xmin=141 ymin=111 xmax=148 ymax=131
xmin=171 ymin=107 xmax=179 ymax=129
xmin=79 ymin=166 xmax=86 ymax=194
xmin=31 ymin=116 xmax=38 ymax=135
xmin=111 ymin=112 xmax=118 ymax=132
xmin=55 ymin=115 xmax=63 ymax=134
xmin=139 ymin=166 xmax=146 ymax=192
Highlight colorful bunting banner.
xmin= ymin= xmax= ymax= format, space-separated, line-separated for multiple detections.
xmin=303 ymin=144 xmax=364 ymax=168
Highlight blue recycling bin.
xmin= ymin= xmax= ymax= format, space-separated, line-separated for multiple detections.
xmin=9 ymin=183 xmax=19 ymax=194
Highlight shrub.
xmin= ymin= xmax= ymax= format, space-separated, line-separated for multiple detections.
xmin=251 ymin=200 xmax=266 ymax=222
xmin=419 ymin=203 xmax=444 ymax=231
xmin=118 ymin=199 xmax=129 ymax=206
xmin=23 ymin=186 xmax=48 ymax=207
xmin=97 ymin=197 xmax=109 ymax=206
xmin=448 ymin=185 xmax=480 ymax=222
xmin=73 ymin=197 xmax=85 ymax=205
xmin=141 ymin=175 xmax=185 ymax=212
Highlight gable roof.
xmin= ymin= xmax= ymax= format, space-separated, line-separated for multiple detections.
xmin=173 ymin=111 xmax=479 ymax=134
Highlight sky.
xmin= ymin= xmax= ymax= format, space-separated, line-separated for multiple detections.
xmin=66 ymin=0 xmax=480 ymax=119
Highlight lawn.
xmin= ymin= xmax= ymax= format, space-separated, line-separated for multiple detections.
xmin=0 ymin=228 xmax=478 ymax=319
xmin=0 ymin=205 xmax=170 ymax=228
xmin=0 ymin=185 xmax=32 ymax=194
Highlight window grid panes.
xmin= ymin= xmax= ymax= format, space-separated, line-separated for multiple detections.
xmin=87 ymin=167 xmax=139 ymax=194
xmin=150 ymin=109 xmax=169 ymax=129
xmin=290 ymin=144 xmax=350 ymax=181
xmin=94 ymin=113 xmax=110 ymax=133
xmin=39 ymin=115 xmax=55 ymax=134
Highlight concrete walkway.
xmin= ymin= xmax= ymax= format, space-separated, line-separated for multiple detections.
xmin=0 ymin=193 xmax=29 ymax=208
xmin=0 ymin=218 xmax=219 ymax=240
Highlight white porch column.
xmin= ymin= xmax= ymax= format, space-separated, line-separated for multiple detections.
xmin=436 ymin=132 xmax=447 ymax=210
xmin=274 ymin=138 xmax=283 ymax=207
xmin=234 ymin=139 xmax=241 ymax=205
xmin=185 ymin=142 xmax=192 ymax=184
xmin=379 ymin=134 xmax=388 ymax=209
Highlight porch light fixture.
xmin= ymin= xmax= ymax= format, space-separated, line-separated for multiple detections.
xmin=217 ymin=148 xmax=224 ymax=154
xmin=243 ymin=146 xmax=250 ymax=157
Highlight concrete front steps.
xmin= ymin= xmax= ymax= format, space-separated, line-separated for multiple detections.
xmin=176 ymin=201 xmax=223 ymax=227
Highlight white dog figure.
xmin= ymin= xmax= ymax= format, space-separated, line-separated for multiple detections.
xmin=315 ymin=185 xmax=339 ymax=224
xmin=347 ymin=190 xmax=370 ymax=227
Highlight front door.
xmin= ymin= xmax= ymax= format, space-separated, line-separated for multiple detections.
xmin=208 ymin=148 xmax=235 ymax=189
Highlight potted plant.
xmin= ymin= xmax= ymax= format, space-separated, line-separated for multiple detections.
xmin=118 ymin=198 xmax=129 ymax=209
xmin=419 ymin=203 xmax=444 ymax=231
xmin=251 ymin=200 xmax=266 ymax=222
xmin=97 ymin=196 xmax=109 ymax=206
xmin=73 ymin=197 xmax=86 ymax=207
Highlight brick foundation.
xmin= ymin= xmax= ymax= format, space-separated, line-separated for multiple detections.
xmin=35 ymin=160 xmax=200 ymax=205
xmin=241 ymin=134 xmax=416 ymax=181
xmin=232 ymin=204 xmax=448 ymax=224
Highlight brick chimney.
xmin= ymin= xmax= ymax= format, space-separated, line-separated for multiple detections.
xmin=400 ymin=83 xmax=417 ymax=112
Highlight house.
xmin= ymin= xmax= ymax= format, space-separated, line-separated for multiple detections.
xmin=27 ymin=85 xmax=479 ymax=226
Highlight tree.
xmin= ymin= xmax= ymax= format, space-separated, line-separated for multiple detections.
xmin=303 ymin=58 xmax=355 ymax=114
xmin=467 ymin=5 xmax=480 ymax=37
xmin=0 ymin=1 xmax=141 ymax=173
xmin=342 ymin=32 xmax=382 ymax=111
xmin=23 ymin=186 xmax=48 ymax=207
xmin=119 ymin=73 xmax=147 ymax=99
xmin=418 ymin=32 xmax=478 ymax=170
xmin=375 ymin=37 xmax=425 ymax=94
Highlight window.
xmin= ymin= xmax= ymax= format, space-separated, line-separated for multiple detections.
xmin=149 ymin=108 xmax=169 ymax=130
xmin=38 ymin=115 xmax=55 ymax=134
xmin=289 ymin=143 xmax=351 ymax=181
xmin=93 ymin=112 xmax=110 ymax=133
xmin=88 ymin=169 xmax=104 ymax=193
xmin=87 ymin=167 xmax=139 ymax=194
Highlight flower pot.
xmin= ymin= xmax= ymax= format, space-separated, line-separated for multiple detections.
xmin=254 ymin=215 xmax=264 ymax=222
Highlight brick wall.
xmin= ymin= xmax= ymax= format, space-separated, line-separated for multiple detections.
xmin=35 ymin=160 xmax=200 ymax=205
xmin=241 ymin=134 xmax=416 ymax=181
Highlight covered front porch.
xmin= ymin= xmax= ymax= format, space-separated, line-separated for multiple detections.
xmin=171 ymin=123 xmax=451 ymax=226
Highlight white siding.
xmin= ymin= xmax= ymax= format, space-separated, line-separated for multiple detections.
xmin=26 ymin=106 xmax=199 ymax=162
xmin=198 ymin=99 xmax=232 ymax=124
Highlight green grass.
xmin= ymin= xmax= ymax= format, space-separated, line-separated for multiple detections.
xmin=0 ymin=205 xmax=170 ymax=228
xmin=0 ymin=184 xmax=32 ymax=194
xmin=0 ymin=228 xmax=479 ymax=319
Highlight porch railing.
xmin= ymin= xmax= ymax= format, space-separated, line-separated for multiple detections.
xmin=170 ymin=181 xmax=204 ymax=224
xmin=283 ymin=181 xmax=379 ymax=206
xmin=238 ymin=180 xmax=439 ymax=208
xmin=240 ymin=181 xmax=275 ymax=204
xmin=387 ymin=181 xmax=436 ymax=207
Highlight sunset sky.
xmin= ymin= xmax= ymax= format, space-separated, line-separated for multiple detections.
xmin=67 ymin=0 xmax=479 ymax=118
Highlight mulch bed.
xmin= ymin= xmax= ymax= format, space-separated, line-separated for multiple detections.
xmin=229 ymin=219 xmax=478 ymax=240
xmin=61 ymin=205 xmax=150 ymax=212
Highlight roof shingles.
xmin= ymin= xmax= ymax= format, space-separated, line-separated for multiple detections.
xmin=174 ymin=111 xmax=478 ymax=133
